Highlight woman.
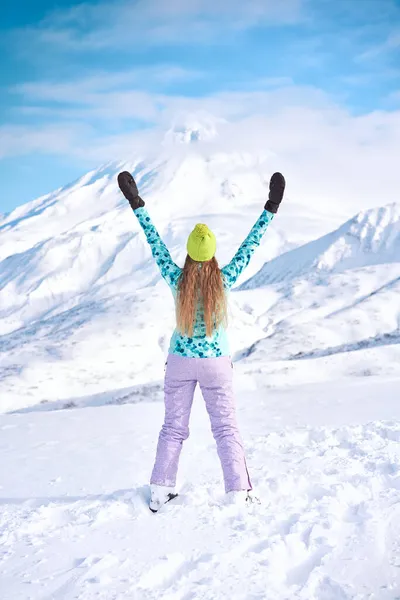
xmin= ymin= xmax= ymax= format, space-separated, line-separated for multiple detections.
xmin=117 ymin=170 xmax=286 ymax=512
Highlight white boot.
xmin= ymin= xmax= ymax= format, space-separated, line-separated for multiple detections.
xmin=226 ymin=490 xmax=260 ymax=505
xmin=149 ymin=484 xmax=177 ymax=513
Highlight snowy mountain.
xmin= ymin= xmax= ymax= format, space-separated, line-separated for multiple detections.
xmin=0 ymin=133 xmax=336 ymax=412
xmin=0 ymin=131 xmax=400 ymax=412
xmin=234 ymin=203 xmax=400 ymax=371
xmin=1 ymin=121 xmax=400 ymax=598
xmin=241 ymin=203 xmax=400 ymax=287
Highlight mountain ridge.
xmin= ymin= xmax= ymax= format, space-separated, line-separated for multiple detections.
xmin=240 ymin=202 xmax=400 ymax=290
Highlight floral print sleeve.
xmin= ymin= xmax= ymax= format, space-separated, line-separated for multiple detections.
xmin=221 ymin=209 xmax=274 ymax=289
xmin=134 ymin=207 xmax=182 ymax=289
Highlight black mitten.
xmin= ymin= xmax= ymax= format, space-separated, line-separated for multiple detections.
xmin=265 ymin=172 xmax=285 ymax=214
xmin=117 ymin=171 xmax=145 ymax=211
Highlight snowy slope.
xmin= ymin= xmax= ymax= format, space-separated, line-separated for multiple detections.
xmin=232 ymin=203 xmax=400 ymax=370
xmin=1 ymin=378 xmax=400 ymax=600
xmin=241 ymin=203 xmax=400 ymax=287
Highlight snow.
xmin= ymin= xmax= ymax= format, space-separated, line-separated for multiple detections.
xmin=1 ymin=122 xmax=400 ymax=598
xmin=2 ymin=380 xmax=400 ymax=599
xmin=241 ymin=203 xmax=400 ymax=287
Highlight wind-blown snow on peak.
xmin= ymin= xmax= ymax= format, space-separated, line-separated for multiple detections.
xmin=163 ymin=113 xmax=224 ymax=145
xmin=241 ymin=202 xmax=400 ymax=289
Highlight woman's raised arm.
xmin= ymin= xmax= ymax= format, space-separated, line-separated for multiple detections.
xmin=117 ymin=171 xmax=181 ymax=289
xmin=221 ymin=172 xmax=285 ymax=290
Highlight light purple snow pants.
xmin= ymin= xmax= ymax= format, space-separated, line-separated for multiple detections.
xmin=150 ymin=354 xmax=252 ymax=493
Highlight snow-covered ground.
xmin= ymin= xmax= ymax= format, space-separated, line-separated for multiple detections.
xmin=2 ymin=379 xmax=400 ymax=599
xmin=1 ymin=123 xmax=400 ymax=598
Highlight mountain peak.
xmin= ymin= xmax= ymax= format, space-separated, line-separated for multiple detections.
xmin=163 ymin=113 xmax=224 ymax=145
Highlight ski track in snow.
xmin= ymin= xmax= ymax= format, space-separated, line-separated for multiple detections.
xmin=1 ymin=406 xmax=400 ymax=600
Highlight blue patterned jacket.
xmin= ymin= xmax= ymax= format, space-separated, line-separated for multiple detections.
xmin=134 ymin=207 xmax=274 ymax=358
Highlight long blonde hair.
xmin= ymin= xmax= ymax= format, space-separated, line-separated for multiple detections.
xmin=176 ymin=256 xmax=227 ymax=338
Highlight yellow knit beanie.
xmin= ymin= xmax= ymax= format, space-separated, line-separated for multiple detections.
xmin=186 ymin=223 xmax=216 ymax=262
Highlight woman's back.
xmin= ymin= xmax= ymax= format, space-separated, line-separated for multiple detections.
xmin=132 ymin=206 xmax=275 ymax=358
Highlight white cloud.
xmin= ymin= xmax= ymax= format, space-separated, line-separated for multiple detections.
xmin=0 ymin=124 xmax=86 ymax=159
xmin=11 ymin=74 xmax=333 ymax=130
xmin=12 ymin=66 xmax=203 ymax=104
xmin=140 ymin=0 xmax=301 ymax=19
xmin=356 ymin=29 xmax=400 ymax=62
xmin=11 ymin=0 xmax=304 ymax=53
xmin=5 ymin=79 xmax=400 ymax=165
xmin=45 ymin=0 xmax=303 ymax=26
xmin=3 ymin=76 xmax=400 ymax=217
xmin=251 ymin=77 xmax=295 ymax=89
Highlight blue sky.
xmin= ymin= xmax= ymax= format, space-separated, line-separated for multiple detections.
xmin=1 ymin=0 xmax=400 ymax=213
